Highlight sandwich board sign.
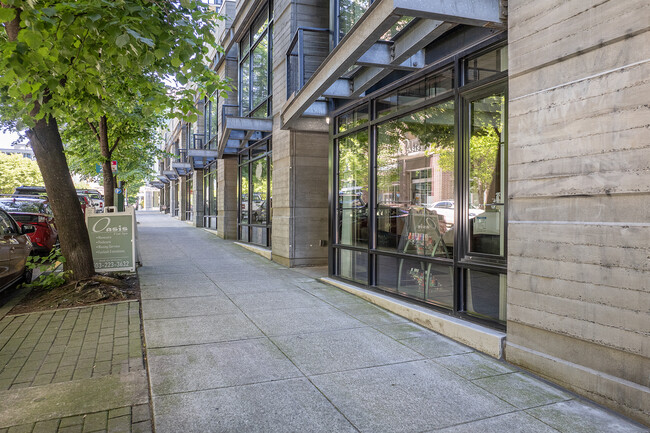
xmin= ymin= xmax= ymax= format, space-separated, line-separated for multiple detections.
xmin=86 ymin=206 xmax=135 ymax=272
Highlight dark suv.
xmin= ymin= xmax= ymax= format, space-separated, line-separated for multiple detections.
xmin=12 ymin=186 xmax=47 ymax=197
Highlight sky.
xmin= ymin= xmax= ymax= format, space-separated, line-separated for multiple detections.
xmin=0 ymin=130 xmax=21 ymax=148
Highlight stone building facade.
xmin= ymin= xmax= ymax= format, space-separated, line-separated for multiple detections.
xmin=155 ymin=0 xmax=649 ymax=425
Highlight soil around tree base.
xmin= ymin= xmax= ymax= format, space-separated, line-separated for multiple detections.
xmin=7 ymin=272 xmax=140 ymax=315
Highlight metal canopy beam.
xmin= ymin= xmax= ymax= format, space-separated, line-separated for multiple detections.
xmin=281 ymin=0 xmax=400 ymax=129
xmin=322 ymin=78 xmax=353 ymax=98
xmin=393 ymin=0 xmax=502 ymax=27
xmin=218 ymin=116 xmax=273 ymax=158
xmin=281 ymin=0 xmax=500 ymax=129
xmin=351 ymin=20 xmax=455 ymax=98
xmin=188 ymin=149 xmax=219 ymax=158
xmin=157 ymin=175 xmax=170 ymax=184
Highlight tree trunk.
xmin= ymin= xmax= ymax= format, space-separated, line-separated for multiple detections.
xmin=98 ymin=116 xmax=115 ymax=207
xmin=27 ymin=116 xmax=95 ymax=280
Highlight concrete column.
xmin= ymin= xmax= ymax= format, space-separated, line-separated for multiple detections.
xmin=193 ymin=168 xmax=204 ymax=227
xmin=270 ymin=0 xmax=330 ymax=267
xmin=179 ymin=176 xmax=187 ymax=221
xmin=217 ymin=157 xmax=238 ymax=239
xmin=170 ymin=181 xmax=178 ymax=217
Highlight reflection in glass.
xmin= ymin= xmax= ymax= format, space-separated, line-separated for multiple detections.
xmin=252 ymin=34 xmax=269 ymax=113
xmin=468 ymin=92 xmax=505 ymax=256
xmin=240 ymin=57 xmax=250 ymax=116
xmin=466 ymin=46 xmax=508 ymax=82
xmin=338 ymin=104 xmax=368 ymax=133
xmin=240 ymin=164 xmax=249 ymax=224
xmin=339 ymin=0 xmax=370 ymax=41
xmin=466 ymin=270 xmax=506 ymax=323
xmin=376 ymin=100 xmax=455 ymax=257
xmin=251 ymin=157 xmax=268 ymax=225
xmin=337 ymin=130 xmax=369 ymax=247
xmin=376 ymin=255 xmax=453 ymax=308
xmin=337 ymin=249 xmax=368 ymax=284
xmin=209 ymin=98 xmax=218 ymax=142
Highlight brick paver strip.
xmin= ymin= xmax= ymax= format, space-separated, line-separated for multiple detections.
xmin=0 ymin=370 xmax=148 ymax=428
xmin=0 ymin=303 xmax=143 ymax=390
xmin=1 ymin=405 xmax=152 ymax=433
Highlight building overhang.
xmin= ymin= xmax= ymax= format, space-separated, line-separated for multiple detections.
xmin=163 ymin=170 xmax=179 ymax=181
xmin=281 ymin=0 xmax=504 ymax=129
xmin=188 ymin=149 xmax=220 ymax=170
xmin=149 ymin=181 xmax=165 ymax=189
xmin=217 ymin=116 xmax=273 ymax=158
xmin=171 ymin=162 xmax=192 ymax=177
xmin=157 ymin=175 xmax=170 ymax=184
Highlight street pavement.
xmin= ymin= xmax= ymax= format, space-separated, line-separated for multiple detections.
xmin=135 ymin=211 xmax=648 ymax=433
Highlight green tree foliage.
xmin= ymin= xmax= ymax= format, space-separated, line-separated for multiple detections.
xmin=0 ymin=0 xmax=230 ymax=280
xmin=0 ymin=152 xmax=43 ymax=193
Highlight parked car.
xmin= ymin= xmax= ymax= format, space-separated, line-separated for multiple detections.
xmin=78 ymin=195 xmax=91 ymax=215
xmin=0 ymin=197 xmax=58 ymax=254
xmin=76 ymin=189 xmax=104 ymax=213
xmin=12 ymin=185 xmax=47 ymax=197
xmin=0 ymin=208 xmax=34 ymax=292
xmin=427 ymin=200 xmax=484 ymax=226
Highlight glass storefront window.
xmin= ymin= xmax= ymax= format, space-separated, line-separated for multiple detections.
xmin=337 ymin=249 xmax=368 ymax=284
xmin=239 ymin=140 xmax=272 ymax=247
xmin=466 ymin=270 xmax=506 ymax=324
xmin=338 ymin=104 xmax=368 ymax=133
xmin=240 ymin=164 xmax=249 ymax=224
xmin=468 ymin=91 xmax=505 ymax=256
xmin=251 ymin=157 xmax=268 ymax=224
xmin=337 ymin=130 xmax=369 ymax=247
xmin=331 ymin=40 xmax=507 ymax=327
xmin=466 ymin=46 xmax=508 ymax=83
xmin=376 ymin=69 xmax=453 ymax=119
xmin=376 ymin=255 xmax=453 ymax=308
xmin=376 ymin=100 xmax=455 ymax=257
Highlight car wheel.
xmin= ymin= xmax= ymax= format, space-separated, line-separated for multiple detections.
xmin=22 ymin=266 xmax=33 ymax=284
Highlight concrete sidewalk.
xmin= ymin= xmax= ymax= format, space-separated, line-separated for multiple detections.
xmin=136 ymin=211 xmax=647 ymax=433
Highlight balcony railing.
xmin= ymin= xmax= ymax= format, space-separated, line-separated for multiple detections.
xmin=286 ymin=27 xmax=330 ymax=99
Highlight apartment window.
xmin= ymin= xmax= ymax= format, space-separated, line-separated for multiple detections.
xmin=240 ymin=2 xmax=273 ymax=118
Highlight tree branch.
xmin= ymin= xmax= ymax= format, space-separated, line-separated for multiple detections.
xmin=110 ymin=137 xmax=120 ymax=154
xmin=86 ymin=119 xmax=101 ymax=143
xmin=1 ymin=3 xmax=21 ymax=42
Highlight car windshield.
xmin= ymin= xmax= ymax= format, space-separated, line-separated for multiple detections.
xmin=88 ymin=193 xmax=102 ymax=200
xmin=0 ymin=199 xmax=44 ymax=213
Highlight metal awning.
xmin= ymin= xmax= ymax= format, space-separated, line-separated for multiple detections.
xmin=157 ymin=175 xmax=170 ymax=184
xmin=163 ymin=170 xmax=179 ymax=181
xmin=149 ymin=181 xmax=165 ymax=189
xmin=188 ymin=149 xmax=220 ymax=170
xmin=281 ymin=0 xmax=504 ymax=129
xmin=171 ymin=162 xmax=192 ymax=177
xmin=217 ymin=116 xmax=273 ymax=157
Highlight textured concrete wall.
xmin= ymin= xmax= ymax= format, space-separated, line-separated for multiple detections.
xmin=192 ymin=169 xmax=204 ymax=227
xmin=270 ymin=0 xmax=329 ymax=267
xmin=506 ymin=0 xmax=650 ymax=425
xmin=217 ymin=158 xmax=238 ymax=239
